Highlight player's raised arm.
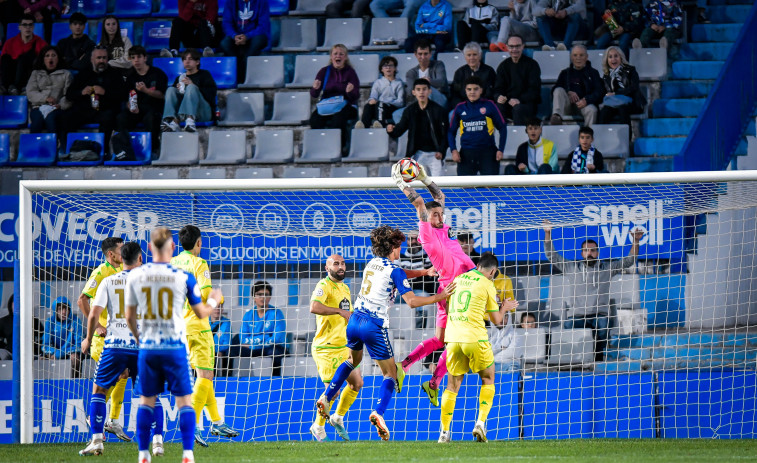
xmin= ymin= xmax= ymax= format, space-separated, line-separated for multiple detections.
xmin=402 ymin=281 xmax=456 ymax=308
xmin=391 ymin=163 xmax=445 ymax=221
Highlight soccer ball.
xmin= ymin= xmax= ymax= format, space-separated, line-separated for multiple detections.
xmin=398 ymin=158 xmax=420 ymax=182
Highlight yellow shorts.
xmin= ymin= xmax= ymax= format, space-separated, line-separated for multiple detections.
xmin=312 ymin=346 xmax=351 ymax=383
xmin=446 ymin=341 xmax=494 ymax=376
xmin=90 ymin=335 xmax=105 ymax=363
xmin=187 ymin=331 xmax=215 ymax=371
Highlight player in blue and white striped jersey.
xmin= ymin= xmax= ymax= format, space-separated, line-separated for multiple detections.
xmin=124 ymin=228 xmax=223 ymax=463
xmin=316 ymin=225 xmax=455 ymax=441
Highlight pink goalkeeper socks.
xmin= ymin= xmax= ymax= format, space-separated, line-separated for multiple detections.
xmin=401 ymin=337 xmax=445 ymax=371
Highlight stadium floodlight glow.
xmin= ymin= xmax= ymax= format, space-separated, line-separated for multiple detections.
xmin=17 ymin=170 xmax=757 ymax=443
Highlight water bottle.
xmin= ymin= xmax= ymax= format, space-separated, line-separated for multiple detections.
xmin=177 ymin=73 xmax=186 ymax=94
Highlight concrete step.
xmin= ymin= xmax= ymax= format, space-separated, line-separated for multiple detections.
xmin=671 ymin=61 xmax=724 ymax=79
xmin=679 ymin=42 xmax=734 ymax=60
xmin=708 ymin=5 xmax=754 ymax=23
xmin=652 ymin=98 xmax=706 ymax=117
xmin=691 ymin=23 xmax=744 ymax=42
xmin=634 ymin=136 xmax=686 ymax=156
xmin=661 ymin=80 xmax=713 ymax=98
xmin=624 ymin=156 xmax=675 ymax=172
xmin=640 ymin=118 xmax=696 ymax=137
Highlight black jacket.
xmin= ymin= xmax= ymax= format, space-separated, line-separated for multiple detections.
xmin=389 ymin=100 xmax=449 ymax=159
xmin=450 ymin=63 xmax=496 ymax=108
xmin=561 ymin=147 xmax=605 ymax=173
xmin=494 ymin=55 xmax=542 ymax=106
xmin=602 ymin=63 xmax=646 ymax=113
xmin=553 ymin=61 xmax=604 ymax=106
xmin=57 ymin=35 xmax=95 ymax=72
xmin=172 ymin=69 xmax=218 ymax=119
xmin=66 ymin=65 xmax=126 ymax=112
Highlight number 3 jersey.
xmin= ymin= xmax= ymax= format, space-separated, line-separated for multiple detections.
xmin=125 ymin=262 xmax=202 ymax=350
xmin=92 ymin=269 xmax=140 ymax=350
xmin=353 ymin=257 xmax=412 ymax=327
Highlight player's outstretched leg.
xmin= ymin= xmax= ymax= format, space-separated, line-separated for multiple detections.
xmin=207 ymin=384 xmax=239 ymax=438
xmin=369 ymin=376 xmax=396 ymax=441
xmin=329 ymin=384 xmax=360 ymax=441
xmin=151 ymin=398 xmax=164 ymax=456
xmin=424 ymin=350 xmax=449 ymax=406
xmin=310 ymin=397 xmax=334 ymax=443
xmin=105 ymin=376 xmax=130 ymax=441
xmin=318 ymin=361 xmax=355 ymax=420
xmin=136 ymin=404 xmax=155 ymax=463
xmin=401 ymin=337 xmax=444 ymax=372
xmin=79 ymin=393 xmax=106 ymax=456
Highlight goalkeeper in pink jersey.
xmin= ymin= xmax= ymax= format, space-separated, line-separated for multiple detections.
xmin=391 ymin=162 xmax=476 ymax=406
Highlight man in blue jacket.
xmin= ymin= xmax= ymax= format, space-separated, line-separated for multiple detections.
xmin=41 ymin=296 xmax=83 ymax=377
xmin=410 ymin=0 xmax=453 ymax=55
xmin=448 ymin=75 xmax=507 ymax=176
xmin=235 ymin=281 xmax=287 ymax=376
xmin=220 ymin=0 xmax=270 ymax=81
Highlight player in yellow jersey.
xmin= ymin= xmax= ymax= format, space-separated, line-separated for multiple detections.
xmin=77 ymin=237 xmax=131 ymax=441
xmin=170 ymin=225 xmax=237 ymax=447
xmin=308 ymin=254 xmax=362 ymax=442
xmin=438 ymin=252 xmax=518 ymax=443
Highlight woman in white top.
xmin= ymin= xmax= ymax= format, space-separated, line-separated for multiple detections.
xmin=99 ymin=15 xmax=132 ymax=70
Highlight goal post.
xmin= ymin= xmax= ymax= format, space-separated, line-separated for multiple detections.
xmin=16 ymin=171 xmax=757 ymax=444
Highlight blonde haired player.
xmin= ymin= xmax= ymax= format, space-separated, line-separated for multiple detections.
xmin=308 ymin=254 xmax=362 ymax=442
xmin=438 ymin=252 xmax=518 ymax=443
xmin=170 ymin=225 xmax=238 ymax=447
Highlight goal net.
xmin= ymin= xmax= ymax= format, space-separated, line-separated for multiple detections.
xmin=15 ymin=171 xmax=757 ymax=444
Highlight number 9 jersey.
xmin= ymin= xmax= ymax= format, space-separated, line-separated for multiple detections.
xmin=125 ymin=262 xmax=202 ymax=350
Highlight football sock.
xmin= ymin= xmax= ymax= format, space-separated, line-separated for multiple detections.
xmin=440 ymin=389 xmax=458 ymax=432
xmin=152 ymin=398 xmax=164 ymax=437
xmin=478 ymin=384 xmax=495 ymax=422
xmin=108 ymin=378 xmax=128 ymax=421
xmin=205 ymin=383 xmax=222 ymax=423
xmin=178 ymin=406 xmax=196 ymax=451
xmin=429 ymin=350 xmax=448 ymax=390
xmin=104 ymin=384 xmax=114 ymax=404
xmin=192 ymin=378 xmax=212 ymax=424
xmin=335 ymin=387 xmax=359 ymax=416
xmin=325 ymin=361 xmax=354 ymax=402
xmin=89 ymin=393 xmax=107 ymax=435
xmin=136 ymin=405 xmax=154 ymax=452
xmin=315 ymin=397 xmax=334 ymax=427
xmin=375 ymin=376 xmax=396 ymax=416
xmin=402 ymin=337 xmax=444 ymax=370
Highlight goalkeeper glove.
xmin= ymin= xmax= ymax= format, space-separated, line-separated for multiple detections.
xmin=416 ymin=163 xmax=433 ymax=186
xmin=391 ymin=162 xmax=409 ymax=190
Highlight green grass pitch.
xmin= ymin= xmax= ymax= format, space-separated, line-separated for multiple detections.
xmin=3 ymin=440 xmax=757 ymax=462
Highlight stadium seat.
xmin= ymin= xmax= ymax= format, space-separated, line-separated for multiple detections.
xmin=587 ymin=49 xmax=605 ymax=67
xmin=351 ymin=54 xmax=380 ymax=87
xmin=269 ymin=0 xmax=288 ymax=15
xmin=34 ymin=359 xmax=72 ymax=379
xmin=272 ymin=18 xmax=317 ymax=53
xmin=484 ymin=51 xmax=511 ymax=70
xmin=5 ymin=22 xmax=44 ymax=39
xmin=498 ymin=328 xmax=548 ymax=364
xmin=58 ymin=132 xmax=105 ymax=166
xmin=392 ymin=53 xmax=418 ymax=82
xmin=113 ymin=0 xmax=151 ymax=17
xmin=95 ymin=21 xmax=134 ymax=45
xmin=377 ymin=165 xmax=392 ymax=177
xmin=10 ymin=133 xmax=57 ymax=166
xmin=187 ymin=167 xmax=226 ymax=179
xmin=239 ymin=55 xmax=285 ymax=89
xmin=201 ymin=57 xmax=237 ymax=89
xmin=592 ymin=124 xmax=630 ymax=158
xmin=62 ymin=0 xmax=106 ymax=18
xmin=0 ymin=96 xmax=28 ymax=129
xmin=47 ymin=170 xmax=85 ymax=180
xmin=542 ymin=125 xmax=580 ymax=157
xmin=219 ymin=92 xmax=264 ymax=127
xmin=290 ymin=0 xmax=331 ymax=16
xmin=532 ymin=50 xmax=570 ymax=84
xmin=235 ymin=167 xmax=274 ymax=179
xmin=105 ymin=132 xmax=151 ymax=166
xmin=154 ymin=0 xmax=178 ymax=16
xmin=142 ymin=21 xmax=172 ymax=52
xmin=249 ymin=129 xmax=294 ymax=164
xmin=0 ymin=134 xmax=8 ymax=166
xmin=390 ymin=132 xmax=408 ymax=161
xmin=317 ymin=18 xmax=363 ymax=52
xmin=235 ymin=357 xmax=274 ymax=377
xmin=153 ymin=132 xmax=199 ymax=165
xmin=92 ymin=169 xmax=131 ymax=180
xmin=142 ymin=169 xmax=179 ymax=179
xmin=630 ymin=48 xmax=668 ymax=81
xmin=201 ymin=130 xmax=247 ymax=164
xmin=281 ymin=356 xmax=318 ymax=377
xmin=546 ymin=329 xmax=594 ymax=366
xmin=502 ymin=126 xmax=528 ymax=159
xmin=364 ymin=17 xmax=408 ymax=51
xmin=332 ymin=166 xmax=368 ymax=177
xmin=286 ymin=54 xmax=330 ymax=88
xmin=443 ymin=162 xmax=457 ymax=176
xmin=447 ymin=0 xmax=469 ymax=12
xmin=0 ymin=361 xmax=12 ymax=381
xmin=283 ymin=304 xmax=316 ymax=335
xmin=437 ymin=51 xmax=465 ymax=83
xmin=296 ymin=129 xmax=341 ymax=163
xmin=152 ymin=57 xmax=184 ymax=85
xmin=51 ymin=22 xmax=72 ymax=46
xmin=343 ymin=129 xmax=390 ymax=162
xmin=282 ymin=166 xmax=322 ymax=178
xmin=265 ymin=92 xmax=311 ymax=126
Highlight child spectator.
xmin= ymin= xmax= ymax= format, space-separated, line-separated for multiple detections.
xmin=161 ymin=48 xmax=217 ymax=133
xmin=57 ymin=12 xmax=94 ymax=72
xmin=457 ymin=0 xmax=500 ymax=50
xmin=0 ymin=14 xmax=47 ymax=95
xmin=561 ymin=126 xmax=604 ymax=173
xmin=26 ymin=45 xmax=71 ymax=133
xmin=357 ymin=55 xmax=405 ymax=129
xmin=98 ymin=15 xmax=132 ymax=71
xmin=505 ymin=117 xmax=558 ymax=174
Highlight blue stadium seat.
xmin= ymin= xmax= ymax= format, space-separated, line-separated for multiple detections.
xmin=59 ymin=132 xmax=105 ymax=166
xmin=0 ymin=96 xmax=28 ymax=129
xmin=10 ymin=133 xmax=57 ymax=166
xmin=154 ymin=0 xmax=178 ymax=16
xmin=152 ymin=57 xmax=184 ymax=84
xmin=5 ymin=22 xmax=44 ymax=39
xmin=104 ymin=132 xmax=152 ymax=166
xmin=269 ymin=0 xmax=288 ymax=15
xmin=113 ymin=0 xmax=152 ymax=18
xmin=62 ymin=0 xmax=106 ymax=18
xmin=96 ymin=21 xmax=134 ymax=45
xmin=201 ymin=57 xmax=237 ymax=89
xmin=142 ymin=21 xmax=172 ymax=52
xmin=0 ymin=134 xmax=9 ymax=166
xmin=51 ymin=22 xmax=72 ymax=46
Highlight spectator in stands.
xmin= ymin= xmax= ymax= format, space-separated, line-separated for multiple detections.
xmin=370 ymin=0 xmax=425 ymax=20
xmin=117 ymin=46 xmax=168 ymax=150
xmin=310 ymin=44 xmax=360 ymax=155
xmin=636 ymin=0 xmax=683 ymax=59
xmin=236 ymin=281 xmax=287 ymax=377
xmin=397 ymin=231 xmax=436 ymax=329
xmin=26 ymin=45 xmax=71 ymax=133
xmin=164 ymin=0 xmax=219 ymax=58
xmin=534 ymin=0 xmax=587 ymax=51
xmin=449 ymin=42 xmax=496 ymax=109
xmin=0 ymin=13 xmax=47 ymax=95
xmin=0 ymin=295 xmax=12 ymax=360
xmin=326 ymin=0 xmax=371 ymax=17
xmin=543 ymin=222 xmax=642 ymax=360
xmin=561 ymin=125 xmax=605 ymax=173
xmin=161 ymin=48 xmax=217 ymax=133
xmin=0 ymin=2 xmax=24 ymax=50
xmin=520 ymin=312 xmax=537 ymax=329
xmin=57 ymin=46 xmax=123 ymax=155
xmin=505 ymin=117 xmax=558 ymax=174
xmin=493 ymin=34 xmax=541 ymax=125
xmin=594 ymin=0 xmax=646 ymax=59
xmin=41 ymin=296 xmax=82 ymax=377
xmin=357 ymin=55 xmax=404 ymax=129
xmin=409 ymin=0 xmax=452 ymax=55
xmin=490 ymin=0 xmax=540 ymax=52
xmin=210 ymin=304 xmax=232 ymax=377
xmin=457 ymin=232 xmax=481 ymax=264
xmin=19 ymin=0 xmax=59 ymax=44
xmin=457 ymin=0 xmax=500 ymax=50
xmin=405 ymin=39 xmax=448 ymax=109
xmin=598 ymin=45 xmax=646 ymax=124
xmin=98 ymin=15 xmax=132 ymax=71
xmin=57 ymin=12 xmax=94 ymax=73
xmin=221 ymin=0 xmax=271 ymax=82
xmin=448 ymin=75 xmax=506 ymax=176
xmin=550 ymin=44 xmax=603 ymax=127
xmin=387 ymin=78 xmax=449 ymax=176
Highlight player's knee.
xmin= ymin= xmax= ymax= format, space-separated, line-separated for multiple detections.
xmin=93 ymin=385 xmax=108 ymax=395
xmin=348 ymin=376 xmax=363 ymax=391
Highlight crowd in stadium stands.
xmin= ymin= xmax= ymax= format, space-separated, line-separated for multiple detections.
xmin=0 ymin=0 xmax=698 ymax=172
